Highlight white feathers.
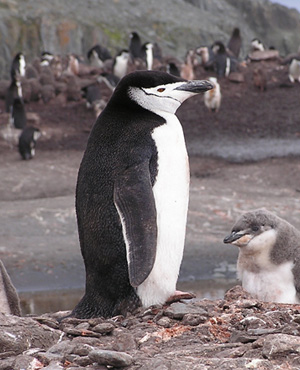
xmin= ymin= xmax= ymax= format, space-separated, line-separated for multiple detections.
xmin=204 ymin=77 xmax=221 ymax=112
xmin=240 ymin=261 xmax=298 ymax=304
xmin=236 ymin=228 xmax=299 ymax=304
xmin=128 ymin=81 xmax=199 ymax=116
xmin=137 ymin=112 xmax=189 ymax=306
xmin=113 ymin=50 xmax=129 ymax=79
xmin=289 ymin=58 xmax=300 ymax=83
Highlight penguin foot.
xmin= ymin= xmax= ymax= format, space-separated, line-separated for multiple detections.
xmin=166 ymin=290 xmax=196 ymax=304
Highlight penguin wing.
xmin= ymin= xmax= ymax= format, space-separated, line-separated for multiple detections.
xmin=293 ymin=256 xmax=300 ymax=299
xmin=114 ymin=162 xmax=157 ymax=287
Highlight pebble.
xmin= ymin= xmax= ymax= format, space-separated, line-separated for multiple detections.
xmin=89 ymin=349 xmax=133 ymax=367
xmin=93 ymin=322 xmax=115 ymax=334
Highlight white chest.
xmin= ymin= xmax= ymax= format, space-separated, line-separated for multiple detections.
xmin=114 ymin=56 xmax=128 ymax=79
xmin=137 ymin=114 xmax=189 ymax=306
xmin=239 ymin=261 xmax=298 ymax=304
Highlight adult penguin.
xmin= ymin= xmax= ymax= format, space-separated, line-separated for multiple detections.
xmin=72 ymin=71 xmax=213 ymax=318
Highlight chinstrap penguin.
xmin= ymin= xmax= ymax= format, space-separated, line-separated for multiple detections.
xmin=12 ymin=97 xmax=27 ymax=129
xmin=251 ymin=38 xmax=265 ymax=52
xmin=87 ymin=44 xmax=112 ymax=68
xmin=289 ymin=58 xmax=300 ymax=83
xmin=129 ymin=32 xmax=143 ymax=59
xmin=224 ymin=209 xmax=300 ymax=304
xmin=227 ymin=27 xmax=242 ymax=59
xmin=113 ymin=49 xmax=130 ymax=79
xmin=11 ymin=52 xmax=26 ymax=80
xmin=72 ymin=70 xmax=213 ymax=318
xmin=18 ymin=126 xmax=41 ymax=160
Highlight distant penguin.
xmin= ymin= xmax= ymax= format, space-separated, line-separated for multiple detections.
xmin=212 ymin=41 xmax=231 ymax=78
xmin=153 ymin=42 xmax=163 ymax=62
xmin=12 ymin=97 xmax=26 ymax=129
xmin=87 ymin=45 xmax=112 ymax=68
xmin=253 ymin=67 xmax=267 ymax=91
xmin=227 ymin=27 xmax=242 ymax=59
xmin=98 ymin=72 xmax=120 ymax=91
xmin=11 ymin=52 xmax=26 ymax=80
xmin=5 ymin=79 xmax=22 ymax=113
xmin=141 ymin=42 xmax=154 ymax=70
xmin=251 ymin=38 xmax=265 ymax=52
xmin=196 ymin=46 xmax=214 ymax=68
xmin=0 ymin=260 xmax=21 ymax=316
xmin=18 ymin=126 xmax=41 ymax=160
xmin=181 ymin=49 xmax=196 ymax=81
xmin=66 ymin=54 xmax=80 ymax=75
xmin=81 ymin=82 xmax=102 ymax=109
xmin=289 ymin=58 xmax=300 ymax=83
xmin=204 ymin=77 xmax=221 ymax=112
xmin=71 ymin=70 xmax=213 ymax=318
xmin=166 ymin=62 xmax=181 ymax=77
xmin=113 ymin=49 xmax=130 ymax=79
xmin=129 ymin=31 xmax=143 ymax=59
xmin=40 ymin=51 xmax=54 ymax=66
xmin=224 ymin=209 xmax=300 ymax=304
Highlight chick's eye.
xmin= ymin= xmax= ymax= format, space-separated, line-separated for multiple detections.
xmin=157 ymin=88 xmax=165 ymax=92
xmin=252 ymin=225 xmax=259 ymax=232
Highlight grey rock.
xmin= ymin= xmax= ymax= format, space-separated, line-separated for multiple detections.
xmin=93 ymin=322 xmax=115 ymax=334
xmin=182 ymin=313 xmax=207 ymax=326
xmin=43 ymin=361 xmax=64 ymax=370
xmin=89 ymin=349 xmax=133 ymax=367
xmin=74 ymin=322 xmax=90 ymax=331
xmin=157 ymin=317 xmax=172 ymax=328
xmin=229 ymin=330 xmax=258 ymax=344
xmin=164 ymin=302 xmax=208 ymax=320
xmin=112 ymin=332 xmax=137 ymax=351
xmin=0 ymin=313 xmax=62 ymax=355
xmin=262 ymin=334 xmax=300 ymax=360
xmin=73 ymin=355 xmax=93 ymax=366
xmin=72 ymin=343 xmax=94 ymax=356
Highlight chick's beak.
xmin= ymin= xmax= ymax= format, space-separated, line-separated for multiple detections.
xmin=223 ymin=231 xmax=244 ymax=244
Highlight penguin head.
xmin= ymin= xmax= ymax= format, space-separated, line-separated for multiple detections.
xmin=114 ymin=70 xmax=213 ymax=115
xmin=224 ymin=209 xmax=278 ymax=253
xmin=212 ymin=41 xmax=226 ymax=55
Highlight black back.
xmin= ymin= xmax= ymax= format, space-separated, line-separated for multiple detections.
xmin=12 ymin=97 xmax=26 ymax=129
xmin=129 ymin=32 xmax=142 ymax=59
xmin=227 ymin=27 xmax=242 ymax=59
xmin=87 ymin=44 xmax=112 ymax=62
xmin=10 ymin=52 xmax=24 ymax=80
xmin=18 ymin=127 xmax=40 ymax=160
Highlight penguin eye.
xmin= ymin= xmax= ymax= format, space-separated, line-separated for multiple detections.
xmin=157 ymin=88 xmax=165 ymax=93
xmin=252 ymin=225 xmax=259 ymax=232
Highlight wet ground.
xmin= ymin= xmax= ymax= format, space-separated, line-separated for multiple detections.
xmin=0 ymin=60 xmax=300 ymax=315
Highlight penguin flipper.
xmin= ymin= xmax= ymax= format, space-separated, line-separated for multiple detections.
xmin=114 ymin=162 xmax=157 ymax=288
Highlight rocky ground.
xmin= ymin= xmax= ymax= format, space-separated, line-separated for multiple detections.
xmin=1 ymin=53 xmax=300 ymax=368
xmin=1 ymin=286 xmax=300 ymax=369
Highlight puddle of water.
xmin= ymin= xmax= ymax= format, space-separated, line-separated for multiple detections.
xmin=19 ymin=279 xmax=238 ymax=316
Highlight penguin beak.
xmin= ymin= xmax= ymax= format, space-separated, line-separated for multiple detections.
xmin=175 ymin=80 xmax=214 ymax=93
xmin=223 ymin=231 xmax=245 ymax=244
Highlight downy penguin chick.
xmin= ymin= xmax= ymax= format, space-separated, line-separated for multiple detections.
xmin=204 ymin=77 xmax=221 ymax=112
xmin=224 ymin=209 xmax=300 ymax=304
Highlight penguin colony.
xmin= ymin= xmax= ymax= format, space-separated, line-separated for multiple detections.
xmin=1 ymin=28 xmax=300 ymax=317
